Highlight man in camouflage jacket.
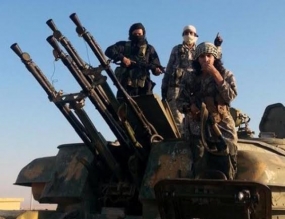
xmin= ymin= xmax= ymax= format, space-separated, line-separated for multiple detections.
xmin=161 ymin=25 xmax=223 ymax=136
xmin=176 ymin=42 xmax=238 ymax=180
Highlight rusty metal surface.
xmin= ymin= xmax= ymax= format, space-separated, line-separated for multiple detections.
xmin=31 ymin=183 xmax=46 ymax=201
xmin=15 ymin=156 xmax=55 ymax=186
xmin=139 ymin=140 xmax=192 ymax=200
xmin=237 ymin=141 xmax=285 ymax=186
xmin=39 ymin=143 xmax=93 ymax=203
xmin=137 ymin=136 xmax=285 ymax=218
xmin=154 ymin=179 xmax=272 ymax=219
xmin=238 ymin=138 xmax=285 ymax=156
xmin=134 ymin=94 xmax=180 ymax=139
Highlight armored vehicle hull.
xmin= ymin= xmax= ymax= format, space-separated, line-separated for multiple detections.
xmin=3 ymin=13 xmax=285 ymax=219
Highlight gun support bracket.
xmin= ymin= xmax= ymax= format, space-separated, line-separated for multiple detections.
xmin=69 ymin=99 xmax=85 ymax=110
xmin=21 ymin=52 xmax=31 ymax=62
xmin=53 ymin=30 xmax=63 ymax=41
xmin=75 ymin=26 xmax=86 ymax=37
xmin=52 ymin=49 xmax=60 ymax=61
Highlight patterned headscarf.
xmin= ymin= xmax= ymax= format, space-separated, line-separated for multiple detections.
xmin=194 ymin=42 xmax=219 ymax=60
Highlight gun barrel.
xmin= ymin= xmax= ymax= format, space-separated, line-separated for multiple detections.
xmin=11 ymin=43 xmax=55 ymax=96
xmin=10 ymin=43 xmax=23 ymax=58
xmin=45 ymin=36 xmax=134 ymax=154
xmin=46 ymin=19 xmax=58 ymax=32
xmin=46 ymin=35 xmax=62 ymax=54
xmin=70 ymin=13 xmax=85 ymax=33
xmin=46 ymin=20 xmax=87 ymax=70
xmin=11 ymin=43 xmax=124 ymax=181
xmin=69 ymin=14 xmax=158 ymax=141
xmin=10 ymin=44 xmax=89 ymax=141
xmin=46 ymin=21 xmax=127 ymax=147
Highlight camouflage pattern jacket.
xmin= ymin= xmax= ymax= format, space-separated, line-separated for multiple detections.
xmin=176 ymin=69 xmax=238 ymax=141
xmin=161 ymin=42 xmax=195 ymax=91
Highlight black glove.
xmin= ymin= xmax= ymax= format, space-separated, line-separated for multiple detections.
xmin=214 ymin=34 xmax=223 ymax=47
xmin=161 ymin=89 xmax=167 ymax=101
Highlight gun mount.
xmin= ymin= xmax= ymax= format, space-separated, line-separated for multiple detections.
xmin=3 ymin=13 xmax=285 ymax=219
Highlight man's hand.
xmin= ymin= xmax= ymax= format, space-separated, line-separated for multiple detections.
xmin=214 ymin=32 xmax=223 ymax=47
xmin=154 ymin=67 xmax=162 ymax=76
xmin=201 ymin=63 xmax=217 ymax=75
xmin=122 ymin=56 xmax=132 ymax=67
xmin=201 ymin=63 xmax=223 ymax=85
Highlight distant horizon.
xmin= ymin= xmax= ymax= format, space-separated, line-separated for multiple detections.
xmin=0 ymin=195 xmax=57 ymax=211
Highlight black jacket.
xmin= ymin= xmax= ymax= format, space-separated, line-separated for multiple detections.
xmin=105 ymin=40 xmax=161 ymax=74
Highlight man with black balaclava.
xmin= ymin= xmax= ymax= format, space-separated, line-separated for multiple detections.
xmin=105 ymin=23 xmax=162 ymax=147
xmin=105 ymin=22 xmax=162 ymax=99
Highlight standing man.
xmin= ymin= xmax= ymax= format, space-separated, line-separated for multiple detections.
xmin=105 ymin=22 xmax=162 ymax=99
xmin=176 ymin=42 xmax=238 ymax=180
xmin=161 ymin=25 xmax=223 ymax=136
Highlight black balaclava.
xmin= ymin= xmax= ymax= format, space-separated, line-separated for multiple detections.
xmin=128 ymin=23 xmax=146 ymax=44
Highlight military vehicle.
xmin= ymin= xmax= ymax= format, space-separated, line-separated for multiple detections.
xmin=1 ymin=13 xmax=285 ymax=219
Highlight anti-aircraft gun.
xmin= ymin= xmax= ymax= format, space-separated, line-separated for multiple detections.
xmin=7 ymin=13 xmax=184 ymax=219
xmin=3 ymin=13 xmax=285 ymax=219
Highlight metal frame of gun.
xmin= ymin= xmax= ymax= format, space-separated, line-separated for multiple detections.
xmin=113 ymin=60 xmax=166 ymax=76
xmin=46 ymin=19 xmax=120 ymax=117
xmin=47 ymin=36 xmax=132 ymax=149
xmin=46 ymin=18 xmax=160 ymax=159
xmin=68 ymin=13 xmax=161 ymax=146
xmin=11 ymin=14 xmax=166 ymax=191
xmin=45 ymin=36 xmax=150 ymax=160
xmin=128 ymin=60 xmax=166 ymax=74
xmin=46 ymin=19 xmax=126 ymax=140
xmin=10 ymin=44 xmax=123 ymax=181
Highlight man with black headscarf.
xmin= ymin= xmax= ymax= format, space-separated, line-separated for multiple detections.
xmin=105 ymin=23 xmax=162 ymax=98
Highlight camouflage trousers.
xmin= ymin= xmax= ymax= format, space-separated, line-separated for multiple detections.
xmin=190 ymin=136 xmax=238 ymax=180
xmin=167 ymin=87 xmax=184 ymax=136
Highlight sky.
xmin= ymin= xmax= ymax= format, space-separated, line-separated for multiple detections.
xmin=1 ymin=0 xmax=285 ymax=210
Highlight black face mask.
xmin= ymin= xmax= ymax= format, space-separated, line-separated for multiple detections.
xmin=130 ymin=35 xmax=145 ymax=44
